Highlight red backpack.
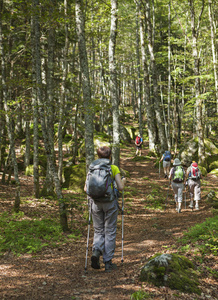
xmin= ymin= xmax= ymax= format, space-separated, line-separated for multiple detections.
xmin=190 ymin=163 xmax=200 ymax=179
xmin=136 ymin=136 xmax=141 ymax=145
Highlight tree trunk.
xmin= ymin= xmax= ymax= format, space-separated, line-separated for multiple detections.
xmin=109 ymin=0 xmax=120 ymax=167
xmin=24 ymin=121 xmax=31 ymax=169
xmin=167 ymin=0 xmax=171 ymax=149
xmin=58 ymin=0 xmax=69 ymax=183
xmin=145 ymin=0 xmax=167 ymax=152
xmin=208 ymin=0 xmax=218 ymax=113
xmin=189 ymin=0 xmax=206 ymax=165
xmin=75 ymin=0 xmax=94 ymax=170
xmin=135 ymin=5 xmax=143 ymax=137
xmin=0 ymin=0 xmax=20 ymax=212
xmin=136 ymin=0 xmax=157 ymax=153
xmin=32 ymin=0 xmax=69 ymax=231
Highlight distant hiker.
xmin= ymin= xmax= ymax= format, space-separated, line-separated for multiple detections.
xmin=84 ymin=146 xmax=126 ymax=272
xmin=159 ymin=150 xmax=172 ymax=179
xmin=169 ymin=158 xmax=185 ymax=213
xmin=186 ymin=161 xmax=201 ymax=210
xmin=135 ymin=134 xmax=143 ymax=156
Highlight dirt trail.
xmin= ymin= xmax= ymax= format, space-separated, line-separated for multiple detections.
xmin=0 ymin=143 xmax=217 ymax=300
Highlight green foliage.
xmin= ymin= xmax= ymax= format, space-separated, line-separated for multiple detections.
xmin=0 ymin=212 xmax=81 ymax=256
xmin=131 ymin=290 xmax=150 ymax=300
xmin=25 ymin=165 xmax=34 ymax=176
xmin=179 ymin=216 xmax=218 ymax=255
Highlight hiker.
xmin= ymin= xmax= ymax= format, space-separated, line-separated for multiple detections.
xmin=84 ymin=146 xmax=126 ymax=272
xmin=169 ymin=158 xmax=185 ymax=213
xmin=135 ymin=134 xmax=143 ymax=156
xmin=186 ymin=161 xmax=201 ymax=210
xmin=159 ymin=150 xmax=172 ymax=179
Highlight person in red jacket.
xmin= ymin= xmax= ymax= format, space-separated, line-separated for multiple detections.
xmin=135 ymin=134 xmax=143 ymax=156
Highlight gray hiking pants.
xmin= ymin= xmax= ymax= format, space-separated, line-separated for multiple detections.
xmin=91 ymin=198 xmax=118 ymax=263
xmin=171 ymin=181 xmax=184 ymax=203
xmin=188 ymin=179 xmax=201 ymax=201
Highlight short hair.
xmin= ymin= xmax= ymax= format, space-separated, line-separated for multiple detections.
xmin=97 ymin=146 xmax=111 ymax=159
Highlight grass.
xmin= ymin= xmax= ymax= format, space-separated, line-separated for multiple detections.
xmin=0 ymin=211 xmax=82 ymax=256
xmin=131 ymin=290 xmax=150 ymax=299
xmin=178 ymin=216 xmax=218 ymax=256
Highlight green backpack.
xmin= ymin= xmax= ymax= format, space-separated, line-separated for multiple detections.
xmin=172 ymin=166 xmax=184 ymax=183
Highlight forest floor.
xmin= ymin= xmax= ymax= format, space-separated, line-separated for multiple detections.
xmin=0 ymin=142 xmax=218 ymax=300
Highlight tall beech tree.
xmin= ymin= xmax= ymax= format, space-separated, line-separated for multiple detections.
xmin=135 ymin=0 xmax=157 ymax=153
xmin=75 ymin=0 xmax=94 ymax=170
xmin=32 ymin=0 xmax=69 ymax=232
xmin=188 ymin=0 xmax=206 ymax=165
xmin=0 ymin=0 xmax=20 ymax=212
xmin=109 ymin=0 xmax=120 ymax=166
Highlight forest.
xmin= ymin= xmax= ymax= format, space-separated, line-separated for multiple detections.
xmin=0 ymin=0 xmax=218 ymax=299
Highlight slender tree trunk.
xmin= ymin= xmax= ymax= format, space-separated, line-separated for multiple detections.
xmin=24 ymin=121 xmax=31 ymax=169
xmin=109 ymin=0 xmax=120 ymax=166
xmin=31 ymin=8 xmax=40 ymax=198
xmin=189 ymin=0 xmax=205 ymax=165
xmin=135 ymin=5 xmax=143 ymax=137
xmin=45 ymin=3 xmax=56 ymax=194
xmin=208 ymin=0 xmax=218 ymax=113
xmin=136 ymin=0 xmax=157 ymax=153
xmin=167 ymin=0 xmax=171 ymax=149
xmin=58 ymin=0 xmax=69 ymax=183
xmin=145 ymin=0 xmax=167 ymax=152
xmin=0 ymin=0 xmax=20 ymax=212
xmin=32 ymin=0 xmax=68 ymax=231
xmin=75 ymin=0 xmax=94 ymax=170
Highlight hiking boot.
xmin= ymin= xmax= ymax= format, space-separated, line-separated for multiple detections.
xmin=189 ymin=204 xmax=193 ymax=209
xmin=164 ymin=174 xmax=168 ymax=179
xmin=178 ymin=208 xmax=181 ymax=213
xmin=105 ymin=260 xmax=117 ymax=273
xmin=91 ymin=250 xmax=101 ymax=269
xmin=195 ymin=206 xmax=199 ymax=210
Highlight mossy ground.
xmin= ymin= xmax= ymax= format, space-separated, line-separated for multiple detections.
xmin=140 ymin=253 xmax=201 ymax=295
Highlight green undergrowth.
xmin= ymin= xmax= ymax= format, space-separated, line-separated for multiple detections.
xmin=0 ymin=211 xmax=82 ymax=256
xmin=131 ymin=290 xmax=151 ymax=299
xmin=177 ymin=216 xmax=218 ymax=256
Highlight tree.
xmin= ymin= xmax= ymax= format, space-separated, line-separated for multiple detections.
xmin=188 ymin=0 xmax=206 ymax=165
xmin=109 ymin=0 xmax=120 ymax=166
xmin=32 ymin=0 xmax=69 ymax=232
xmin=75 ymin=0 xmax=94 ymax=170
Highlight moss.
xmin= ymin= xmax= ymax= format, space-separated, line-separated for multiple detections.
xmin=209 ymin=169 xmax=218 ymax=176
xmin=209 ymin=161 xmax=218 ymax=172
xmin=63 ymin=163 xmax=86 ymax=192
xmin=140 ymin=253 xmax=201 ymax=295
xmin=198 ymin=165 xmax=207 ymax=176
xmin=125 ymin=125 xmax=137 ymax=140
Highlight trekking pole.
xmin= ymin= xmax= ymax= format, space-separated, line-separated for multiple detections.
xmin=164 ymin=180 xmax=171 ymax=211
xmin=85 ymin=198 xmax=91 ymax=273
xmin=159 ymin=161 xmax=160 ymax=179
xmin=121 ymin=190 xmax=124 ymax=264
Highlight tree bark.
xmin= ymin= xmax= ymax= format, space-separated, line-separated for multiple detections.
xmin=135 ymin=0 xmax=157 ymax=153
xmin=135 ymin=4 xmax=143 ymax=137
xmin=0 ymin=0 xmax=20 ymax=212
xmin=75 ymin=0 xmax=94 ymax=170
xmin=145 ymin=0 xmax=167 ymax=152
xmin=109 ymin=0 xmax=120 ymax=166
xmin=208 ymin=0 xmax=218 ymax=113
xmin=32 ymin=0 xmax=69 ymax=231
xmin=189 ymin=0 xmax=205 ymax=165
